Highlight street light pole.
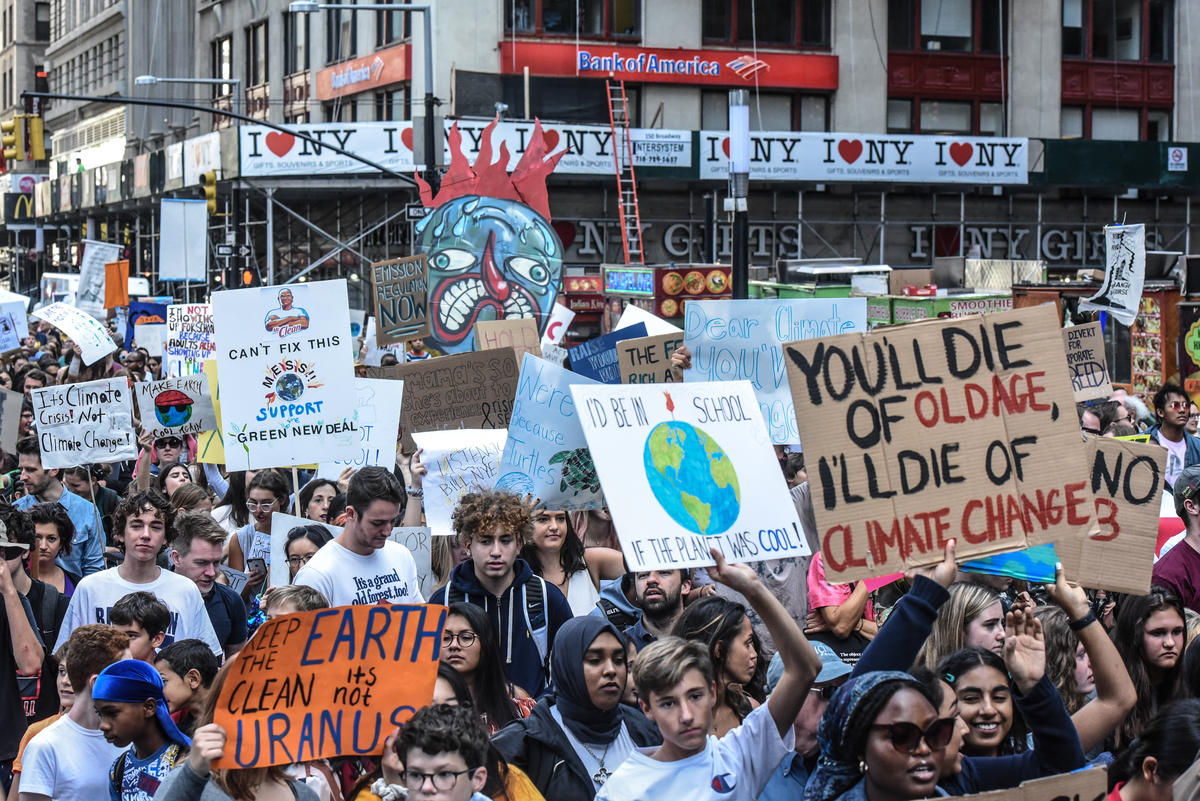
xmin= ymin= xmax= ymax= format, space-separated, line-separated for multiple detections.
xmin=727 ymin=89 xmax=750 ymax=299
xmin=135 ymin=75 xmax=244 ymax=119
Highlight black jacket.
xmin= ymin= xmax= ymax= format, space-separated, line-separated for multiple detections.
xmin=492 ymin=698 xmax=660 ymax=801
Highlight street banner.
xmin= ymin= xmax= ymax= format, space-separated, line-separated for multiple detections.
xmin=75 ymin=239 xmax=120 ymax=318
xmin=1080 ymin=223 xmax=1145 ymax=326
xmin=31 ymin=378 xmax=137 ymax=468
xmin=1062 ymin=322 xmax=1112 ymax=401
xmin=134 ymin=376 xmax=218 ymax=439
xmin=372 ymin=255 xmax=429 ymax=346
xmin=165 ymin=304 xmax=216 ymax=377
xmin=411 ymin=429 xmax=506 ymax=536
xmin=158 ymin=198 xmax=208 ymax=282
xmin=476 ymin=318 xmax=541 ymax=363
xmin=618 ymin=332 xmax=685 ymax=383
xmin=317 ymin=378 xmax=405 ymax=479
xmin=568 ymin=322 xmax=647 ymax=383
xmin=33 ymin=302 xmax=117 ymax=366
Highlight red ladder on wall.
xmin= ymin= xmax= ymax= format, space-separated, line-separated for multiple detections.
xmin=606 ymin=79 xmax=644 ymax=265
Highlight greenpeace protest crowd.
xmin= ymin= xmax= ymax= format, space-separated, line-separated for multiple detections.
xmin=2 ymin=286 xmax=1200 ymax=801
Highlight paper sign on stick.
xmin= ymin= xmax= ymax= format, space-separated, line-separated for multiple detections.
xmin=210 ymin=603 xmax=443 ymax=768
xmin=568 ymin=322 xmax=647 ymax=383
xmin=197 ymin=359 xmax=226 ymax=464
xmin=33 ymin=302 xmax=117 ymax=366
xmin=372 ymin=255 xmax=429 ymax=346
xmin=476 ymin=318 xmax=541 ymax=362
xmin=134 ymin=376 xmax=218 ymax=438
xmin=685 ymin=299 xmax=868 ymax=443
xmin=165 ymin=304 xmax=215 ymax=377
xmin=317 ymin=378 xmax=404 ymax=479
xmin=571 ymin=380 xmax=809 ymax=571
xmin=496 ymin=354 xmax=603 ymax=510
xmin=0 ymin=388 xmax=23 ymax=452
xmin=784 ymin=304 xmax=1095 ymax=583
xmin=412 ymin=429 xmax=506 ymax=536
xmin=104 ymin=260 xmax=129 ymax=309
xmin=362 ymin=317 xmax=404 ymax=366
xmin=618 ymin=333 xmax=684 ymax=383
xmin=1062 ymin=322 xmax=1112 ymax=401
xmin=1080 ymin=223 xmax=1146 ymax=327
xmin=31 ymin=378 xmax=137 ymax=468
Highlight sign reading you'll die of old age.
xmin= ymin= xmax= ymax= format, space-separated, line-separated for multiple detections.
xmin=784 ymin=305 xmax=1095 ymax=583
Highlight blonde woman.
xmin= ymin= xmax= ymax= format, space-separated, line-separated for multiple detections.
xmin=915 ymin=582 xmax=1005 ymax=668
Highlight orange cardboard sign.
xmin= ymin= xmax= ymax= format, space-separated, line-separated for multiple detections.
xmin=104 ymin=260 xmax=129 ymax=309
xmin=211 ymin=603 xmax=444 ymax=768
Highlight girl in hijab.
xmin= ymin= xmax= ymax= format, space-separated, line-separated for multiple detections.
xmin=492 ymin=616 xmax=660 ymax=801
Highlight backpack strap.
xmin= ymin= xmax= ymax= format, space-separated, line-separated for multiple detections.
xmin=38 ymin=584 xmax=58 ymax=645
xmin=110 ymin=750 xmax=128 ymax=797
xmin=523 ymin=575 xmax=549 ymax=666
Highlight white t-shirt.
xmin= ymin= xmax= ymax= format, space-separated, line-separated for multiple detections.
xmin=54 ymin=566 xmax=224 ymax=656
xmin=550 ymin=705 xmax=634 ymax=791
xmin=293 ymin=540 xmax=424 ymax=606
xmin=19 ymin=714 xmax=125 ymax=801
xmin=1157 ymin=431 xmax=1188 ymax=488
xmin=595 ymin=703 xmax=793 ymax=801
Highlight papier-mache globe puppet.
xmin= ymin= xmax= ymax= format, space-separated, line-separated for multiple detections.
xmin=414 ymin=118 xmax=566 ymax=354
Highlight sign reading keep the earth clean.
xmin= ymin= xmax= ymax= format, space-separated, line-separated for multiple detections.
xmin=571 ymin=380 xmax=808 ymax=571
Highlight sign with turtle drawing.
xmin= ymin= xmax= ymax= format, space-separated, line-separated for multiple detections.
xmin=134 ymin=376 xmax=218 ymax=438
xmin=571 ymin=380 xmax=809 ymax=571
xmin=497 ymin=353 xmax=604 ymax=510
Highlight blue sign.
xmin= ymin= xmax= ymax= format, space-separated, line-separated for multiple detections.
xmin=567 ymin=322 xmax=647 ymax=384
xmin=125 ymin=302 xmax=169 ymax=350
xmin=961 ymin=543 xmax=1059 ymax=584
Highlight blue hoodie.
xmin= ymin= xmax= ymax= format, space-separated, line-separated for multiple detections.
xmin=430 ymin=557 xmax=572 ymax=696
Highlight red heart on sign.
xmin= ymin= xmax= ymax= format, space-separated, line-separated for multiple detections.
xmin=543 ymin=129 xmax=560 ymax=151
xmin=401 ymin=127 xmax=414 ymax=151
xmin=838 ymin=139 xmax=863 ymax=163
xmin=721 ymin=137 xmax=731 ymax=157
xmin=950 ymin=142 xmax=973 ymax=166
xmin=265 ymin=131 xmax=295 ymax=158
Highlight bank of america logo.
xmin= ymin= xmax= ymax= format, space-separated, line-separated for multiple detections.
xmin=726 ymin=55 xmax=769 ymax=79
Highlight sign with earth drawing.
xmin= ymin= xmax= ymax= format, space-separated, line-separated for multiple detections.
xmin=571 ymin=380 xmax=809 ymax=571
xmin=133 ymin=376 xmax=218 ymax=438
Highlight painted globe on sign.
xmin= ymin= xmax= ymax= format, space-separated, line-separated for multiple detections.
xmin=642 ymin=421 xmax=741 ymax=537
xmin=275 ymin=373 xmax=305 ymax=402
xmin=494 ymin=471 xmax=536 ymax=497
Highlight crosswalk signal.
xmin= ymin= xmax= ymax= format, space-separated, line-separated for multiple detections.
xmin=26 ymin=116 xmax=45 ymax=160
xmin=1 ymin=116 xmax=25 ymax=161
xmin=241 ymin=268 xmax=257 ymax=286
xmin=201 ymin=170 xmax=218 ymax=214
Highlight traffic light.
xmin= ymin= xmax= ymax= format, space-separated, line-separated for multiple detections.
xmin=1 ymin=116 xmax=25 ymax=161
xmin=201 ymin=170 xmax=217 ymax=214
xmin=241 ymin=268 xmax=260 ymax=287
xmin=26 ymin=116 xmax=45 ymax=161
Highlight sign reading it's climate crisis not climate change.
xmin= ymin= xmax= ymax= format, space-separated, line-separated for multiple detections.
xmin=213 ymin=280 xmax=359 ymax=470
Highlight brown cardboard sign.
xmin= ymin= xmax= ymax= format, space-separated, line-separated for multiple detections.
xmin=959 ymin=766 xmax=1106 ymax=801
xmin=475 ymin=317 xmax=540 ymax=362
xmin=617 ymin=333 xmax=684 ymax=384
xmin=372 ymin=255 xmax=429 ymax=346
xmin=367 ymin=348 xmax=519 ymax=452
xmin=1055 ymin=436 xmax=1165 ymax=595
xmin=1062 ymin=322 xmax=1113 ymax=402
xmin=784 ymin=304 xmax=1094 ymax=582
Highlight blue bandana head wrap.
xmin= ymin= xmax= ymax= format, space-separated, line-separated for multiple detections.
xmin=93 ymin=659 xmax=192 ymax=748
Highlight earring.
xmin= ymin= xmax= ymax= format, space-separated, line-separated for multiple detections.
xmin=858 ymin=759 xmax=868 ymax=775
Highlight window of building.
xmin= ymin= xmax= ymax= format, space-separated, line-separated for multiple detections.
xmin=503 ymin=0 xmax=640 ymax=38
xmin=702 ymin=0 xmax=831 ymax=47
xmin=888 ymin=0 xmax=1006 ymax=54
xmin=211 ymin=34 xmax=233 ymax=97
xmin=978 ymin=101 xmax=1004 ymax=135
xmin=1092 ymin=107 xmax=1140 ymax=139
xmin=798 ymin=94 xmax=829 ymax=130
xmin=700 ymin=90 xmax=825 ymax=130
xmin=887 ymin=98 xmax=913 ymax=132
xmin=1063 ymin=0 xmax=1173 ymax=61
xmin=1147 ymin=109 xmax=1170 ymax=139
xmin=1065 ymin=106 xmax=1169 ymax=139
xmin=35 ymin=3 xmax=51 ymax=41
xmin=247 ymin=21 xmax=268 ymax=86
xmin=326 ymin=0 xmax=358 ymax=63
xmin=324 ymin=100 xmax=357 ymax=122
xmin=1061 ymin=105 xmax=1085 ymax=137
xmin=285 ymin=11 xmax=309 ymax=74
xmin=919 ymin=99 xmax=972 ymax=133
xmin=377 ymin=8 xmax=405 ymax=46
xmin=886 ymin=97 xmax=1002 ymax=133
xmin=374 ymin=88 xmax=407 ymax=120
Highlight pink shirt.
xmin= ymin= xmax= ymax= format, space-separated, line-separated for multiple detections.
xmin=807 ymin=553 xmax=875 ymax=621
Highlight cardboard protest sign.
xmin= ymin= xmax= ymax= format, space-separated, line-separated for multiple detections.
xmin=496 ymin=354 xmax=603 ymax=510
xmin=31 ymin=378 xmax=137 ymax=468
xmin=958 ymin=766 xmax=1106 ymax=801
xmin=165 ymin=304 xmax=215 ymax=377
xmin=133 ymin=376 xmax=218 ymax=438
xmin=1062 ymin=322 xmax=1112 ymax=401
xmin=541 ymin=303 xmax=575 ymax=346
xmin=568 ymin=322 xmax=647 ymax=383
xmin=219 ymin=566 xmax=249 ymax=595
xmin=213 ymin=280 xmax=358 ymax=470
xmin=33 ymin=302 xmax=117 ymax=366
xmin=411 ymin=429 xmax=506 ymax=536
xmin=1080 ymin=223 xmax=1145 ymax=327
xmin=618 ymin=332 xmax=685 ymax=383
xmin=317 ymin=378 xmax=404 ymax=479
xmin=390 ymin=526 xmax=436 ymax=599
xmin=571 ymin=380 xmax=809 ymax=571
xmin=367 ymin=348 xmax=518 ymax=453
xmin=476 ymin=317 xmax=541 ymax=362
xmin=268 ymin=512 xmax=339 ymax=588
xmin=124 ymin=302 xmax=168 ymax=349
xmin=0 ymin=313 xmax=19 ymax=351
xmin=372 ymin=255 xmax=429 ymax=346
xmin=210 ymin=603 xmax=443 ymax=768
xmin=685 ymin=298 xmax=868 ymax=443
xmin=197 ymin=359 xmax=226 ymax=464
xmin=616 ymin=303 xmax=681 ymax=336
xmin=133 ymin=322 xmax=166 ymax=357
xmin=104 ymin=260 xmax=129 ymax=309
xmin=784 ymin=304 xmax=1094 ymax=582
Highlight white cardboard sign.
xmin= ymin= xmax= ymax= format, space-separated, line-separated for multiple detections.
xmin=411 ymin=429 xmax=507 ymax=537
xmin=317 ymin=378 xmax=405 ymax=479
xmin=31 ymin=378 xmax=137 ymax=468
xmin=32 ymin=302 xmax=117 ymax=366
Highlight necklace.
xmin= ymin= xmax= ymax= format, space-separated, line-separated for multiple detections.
xmin=579 ymin=740 xmax=613 ymax=785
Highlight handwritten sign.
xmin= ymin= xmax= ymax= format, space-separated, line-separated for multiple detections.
xmin=685 ymin=299 xmax=867 ymax=443
xmin=476 ymin=318 xmax=541 ymax=362
xmin=133 ymin=376 xmax=218 ymax=438
xmin=214 ymin=280 xmax=358 ymax=470
xmin=411 ymin=429 xmax=506 ymax=536
xmin=390 ymin=526 xmax=436 ymax=599
xmin=31 ymin=378 xmax=137 ymax=468
xmin=784 ymin=304 xmax=1094 ymax=582
xmin=568 ymin=322 xmax=647 ymax=383
xmin=367 ymin=348 xmax=518 ymax=453
xmin=541 ymin=304 xmax=575 ymax=347
xmin=362 ymin=317 xmax=404 ymax=366
xmin=497 ymin=354 xmax=603 ymax=510
xmin=165 ymin=304 xmax=216 ymax=377
xmin=1061 ymin=322 xmax=1112 ymax=402
xmin=616 ymin=303 xmax=681 ymax=336
xmin=125 ymin=302 xmax=168 ymax=349
xmin=958 ymin=767 xmax=1106 ymax=801
xmin=0 ymin=289 xmax=30 ymax=340
xmin=210 ymin=603 xmax=443 ymax=768
xmin=372 ymin=255 xmax=429 ymax=346
xmin=33 ymin=302 xmax=117 ymax=366
xmin=1080 ymin=223 xmax=1145 ymax=327
xmin=618 ymin=333 xmax=684 ymax=383
xmin=571 ymin=380 xmax=809 ymax=571
xmin=317 ymin=378 xmax=404 ymax=479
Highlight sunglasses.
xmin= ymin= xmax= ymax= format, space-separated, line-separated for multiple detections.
xmin=870 ymin=717 xmax=957 ymax=754
xmin=156 ymin=438 xmax=183 ymax=448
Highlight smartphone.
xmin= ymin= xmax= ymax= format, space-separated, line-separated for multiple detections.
xmin=247 ymin=557 xmax=267 ymax=575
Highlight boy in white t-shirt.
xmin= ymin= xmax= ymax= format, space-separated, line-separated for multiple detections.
xmin=596 ymin=549 xmax=822 ymax=801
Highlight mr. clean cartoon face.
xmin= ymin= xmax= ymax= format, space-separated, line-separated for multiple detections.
xmin=416 ymin=196 xmax=561 ymax=353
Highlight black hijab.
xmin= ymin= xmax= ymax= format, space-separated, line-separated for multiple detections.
xmin=550 ymin=616 xmax=627 ymax=743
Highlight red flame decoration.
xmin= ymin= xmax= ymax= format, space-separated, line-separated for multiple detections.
xmin=415 ymin=117 xmax=566 ymax=222
xmin=664 ymin=392 xmax=675 ymax=416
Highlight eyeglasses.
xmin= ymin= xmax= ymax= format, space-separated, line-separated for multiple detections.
xmin=285 ymin=554 xmax=314 ymax=568
xmin=870 ymin=718 xmax=957 ymax=754
xmin=156 ymin=438 xmax=183 ymax=448
xmin=1166 ymin=401 xmax=1190 ymax=411
xmin=809 ymin=685 xmax=839 ymax=701
xmin=442 ymin=631 xmax=477 ymax=647
xmin=399 ymin=769 xmax=474 ymax=791
xmin=245 ymin=500 xmax=278 ymax=511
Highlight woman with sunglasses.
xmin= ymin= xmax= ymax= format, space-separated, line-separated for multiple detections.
xmin=227 ymin=471 xmax=289 ymax=599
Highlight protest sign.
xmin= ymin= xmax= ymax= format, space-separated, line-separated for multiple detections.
xmin=616 ymin=303 xmax=681 ymax=336
xmin=33 ymin=302 xmax=117 ymax=366
xmin=0 ymin=313 xmax=19 ymax=351
xmin=496 ymin=354 xmax=603 ymax=509
xmin=958 ymin=766 xmax=1106 ymax=801
xmin=197 ymin=359 xmax=226 ymax=464
xmin=165 ymin=304 xmax=216 ymax=377
xmin=961 ymin=543 xmax=1059 ymax=584
xmin=269 ymin=512 xmax=339 ymax=588
xmin=134 ymin=376 xmax=218 ymax=438
xmin=362 ymin=317 xmax=404 ymax=366
xmin=75 ymin=239 xmax=120 ymax=318
xmin=784 ymin=304 xmax=1094 ymax=582
xmin=1062 ymin=322 xmax=1112 ymax=401
xmin=210 ymin=603 xmax=443 ymax=768
xmin=372 ymin=255 xmax=429 ymax=346
xmin=541 ymin=303 xmax=575 ymax=346
xmin=476 ymin=318 xmax=541 ymax=362
xmin=618 ymin=332 xmax=685 ymax=383
xmin=104 ymin=260 xmax=129 ymax=309
xmin=31 ymin=378 xmax=137 ymax=468
xmin=1080 ymin=223 xmax=1145 ymax=326
xmin=411 ymin=429 xmax=506 ymax=536
xmin=390 ymin=526 xmax=436 ymax=599
xmin=317 ymin=378 xmax=404 ymax=479
xmin=124 ymin=302 xmax=168 ymax=349
xmin=685 ymin=298 xmax=868 ymax=443
xmin=571 ymin=380 xmax=808 ymax=571
xmin=367 ymin=348 xmax=518 ymax=453
xmin=213 ymin=280 xmax=358 ymax=470
xmin=0 ymin=289 xmax=30 ymax=340
xmin=134 ymin=322 xmax=166 ymax=357
xmin=0 ymin=388 xmax=22 ymax=452
xmin=568 ymin=322 xmax=647 ymax=383
xmin=219 ymin=566 xmax=249 ymax=595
